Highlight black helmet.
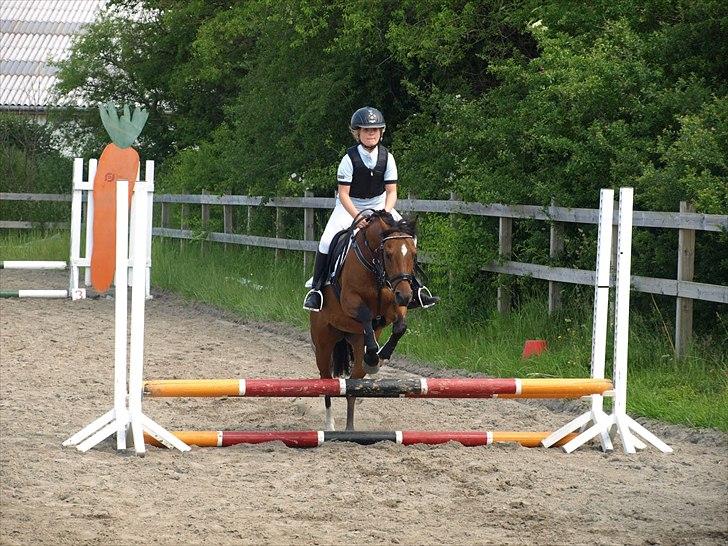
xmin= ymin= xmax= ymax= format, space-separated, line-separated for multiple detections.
xmin=350 ymin=107 xmax=386 ymax=130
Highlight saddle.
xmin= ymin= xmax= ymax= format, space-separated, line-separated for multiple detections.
xmin=326 ymin=228 xmax=354 ymax=300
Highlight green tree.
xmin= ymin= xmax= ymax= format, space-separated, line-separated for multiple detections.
xmin=52 ymin=0 xmax=727 ymax=324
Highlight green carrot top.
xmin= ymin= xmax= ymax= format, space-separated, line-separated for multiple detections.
xmin=98 ymin=101 xmax=149 ymax=149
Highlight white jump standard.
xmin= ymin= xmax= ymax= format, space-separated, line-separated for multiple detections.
xmin=0 ymin=157 xmax=154 ymax=300
xmin=542 ymin=188 xmax=672 ymax=454
xmin=0 ymin=158 xmax=91 ymax=300
xmin=63 ymin=180 xmax=189 ymax=455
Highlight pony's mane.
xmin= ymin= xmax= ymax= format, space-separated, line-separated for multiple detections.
xmin=370 ymin=209 xmax=416 ymax=238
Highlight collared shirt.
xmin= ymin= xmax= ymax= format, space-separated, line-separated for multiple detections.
xmin=337 ymin=144 xmax=398 ymax=184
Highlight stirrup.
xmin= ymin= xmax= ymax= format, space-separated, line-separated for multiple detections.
xmin=417 ymin=286 xmax=438 ymax=308
xmin=303 ymin=289 xmax=323 ymax=312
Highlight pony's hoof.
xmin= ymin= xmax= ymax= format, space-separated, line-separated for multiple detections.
xmin=363 ymin=362 xmax=380 ymax=375
xmin=364 ymin=350 xmax=379 ymax=366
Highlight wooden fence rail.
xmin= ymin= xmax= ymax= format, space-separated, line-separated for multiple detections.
xmin=2 ymin=191 xmax=726 ymax=359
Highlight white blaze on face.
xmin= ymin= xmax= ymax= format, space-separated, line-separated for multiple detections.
xmin=401 ymin=243 xmax=408 ymax=257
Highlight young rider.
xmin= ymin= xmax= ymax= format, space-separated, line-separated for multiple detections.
xmin=303 ymin=106 xmax=439 ymax=312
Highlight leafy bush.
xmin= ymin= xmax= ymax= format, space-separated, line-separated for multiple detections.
xmin=0 ymin=114 xmax=72 ymax=224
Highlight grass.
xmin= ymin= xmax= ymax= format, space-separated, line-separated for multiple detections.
xmin=0 ymin=230 xmax=71 ymax=261
xmin=2 ymin=230 xmax=726 ymax=431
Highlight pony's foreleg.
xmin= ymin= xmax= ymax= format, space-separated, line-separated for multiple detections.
xmin=312 ymin=321 xmax=339 ymax=431
xmin=324 ymin=395 xmax=335 ymax=431
xmin=377 ymin=314 xmax=407 ymax=363
xmin=346 ymin=396 xmax=356 ymax=430
xmin=354 ymin=305 xmax=380 ymax=373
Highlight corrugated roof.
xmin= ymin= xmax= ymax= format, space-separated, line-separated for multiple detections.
xmin=0 ymin=0 xmax=107 ymax=110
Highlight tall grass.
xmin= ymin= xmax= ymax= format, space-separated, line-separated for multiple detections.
xmin=0 ymin=230 xmax=70 ymax=260
xmin=2 ymin=231 xmax=726 ymax=431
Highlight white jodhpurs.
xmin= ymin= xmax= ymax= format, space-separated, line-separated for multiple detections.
xmin=318 ymin=192 xmax=402 ymax=253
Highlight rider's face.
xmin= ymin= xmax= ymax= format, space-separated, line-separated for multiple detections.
xmin=358 ymin=127 xmax=382 ymax=148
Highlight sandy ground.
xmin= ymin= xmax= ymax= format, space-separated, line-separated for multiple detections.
xmin=1 ymin=269 xmax=726 ymax=545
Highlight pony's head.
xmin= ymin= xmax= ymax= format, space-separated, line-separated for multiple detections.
xmin=363 ymin=210 xmax=417 ymax=307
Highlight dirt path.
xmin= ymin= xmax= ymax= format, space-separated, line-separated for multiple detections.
xmin=1 ymin=270 xmax=726 ymax=545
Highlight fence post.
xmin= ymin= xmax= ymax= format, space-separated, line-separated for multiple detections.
xmin=161 ymin=202 xmax=170 ymax=229
xmin=201 ymin=189 xmax=210 ymax=253
xmin=449 ymin=192 xmax=459 ymax=292
xmin=179 ymin=203 xmax=188 ymax=250
xmin=223 ymin=200 xmax=234 ymax=251
xmin=498 ymin=216 xmax=513 ymax=315
xmin=275 ymin=206 xmax=284 ymax=261
xmin=303 ymin=190 xmax=315 ymax=273
xmin=675 ymin=201 xmax=695 ymax=359
xmin=548 ymin=198 xmax=564 ymax=315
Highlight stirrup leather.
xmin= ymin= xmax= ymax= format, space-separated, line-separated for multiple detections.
xmin=303 ymin=289 xmax=323 ymax=312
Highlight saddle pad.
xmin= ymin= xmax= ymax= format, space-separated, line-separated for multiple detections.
xmin=303 ymin=229 xmax=352 ymax=289
xmin=328 ymin=229 xmax=353 ymax=285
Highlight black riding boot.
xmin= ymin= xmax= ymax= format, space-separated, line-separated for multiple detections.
xmin=303 ymin=251 xmax=329 ymax=312
xmin=408 ymin=278 xmax=440 ymax=309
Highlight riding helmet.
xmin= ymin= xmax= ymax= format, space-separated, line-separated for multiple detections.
xmin=350 ymin=107 xmax=386 ymax=130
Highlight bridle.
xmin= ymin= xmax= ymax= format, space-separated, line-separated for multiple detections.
xmin=353 ymin=232 xmax=415 ymax=292
xmin=350 ymin=211 xmax=416 ymax=301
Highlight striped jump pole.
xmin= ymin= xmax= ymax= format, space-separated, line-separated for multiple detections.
xmin=0 ymin=289 xmax=70 ymax=299
xmin=0 ymin=261 xmax=68 ymax=270
xmin=145 ymin=430 xmax=580 ymax=449
xmin=0 ymin=261 xmax=75 ymax=299
xmin=143 ymin=377 xmax=614 ymax=399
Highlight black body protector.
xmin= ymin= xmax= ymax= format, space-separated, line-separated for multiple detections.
xmin=345 ymin=144 xmax=391 ymax=199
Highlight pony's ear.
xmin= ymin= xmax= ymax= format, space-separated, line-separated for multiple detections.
xmin=401 ymin=215 xmax=417 ymax=230
xmin=378 ymin=210 xmax=397 ymax=225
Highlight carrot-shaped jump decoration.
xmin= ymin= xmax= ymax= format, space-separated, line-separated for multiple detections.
xmin=90 ymin=102 xmax=149 ymax=293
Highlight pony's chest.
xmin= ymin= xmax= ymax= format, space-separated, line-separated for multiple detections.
xmin=369 ymin=289 xmax=399 ymax=317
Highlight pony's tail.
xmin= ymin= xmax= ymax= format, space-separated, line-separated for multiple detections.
xmin=332 ymin=339 xmax=352 ymax=378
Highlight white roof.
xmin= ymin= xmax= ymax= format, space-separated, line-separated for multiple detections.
xmin=0 ymin=0 xmax=106 ymax=110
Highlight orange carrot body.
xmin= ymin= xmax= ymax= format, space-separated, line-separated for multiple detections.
xmin=90 ymin=143 xmax=140 ymax=293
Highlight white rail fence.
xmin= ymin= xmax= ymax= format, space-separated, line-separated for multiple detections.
xmin=2 ymin=191 xmax=726 ymax=358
